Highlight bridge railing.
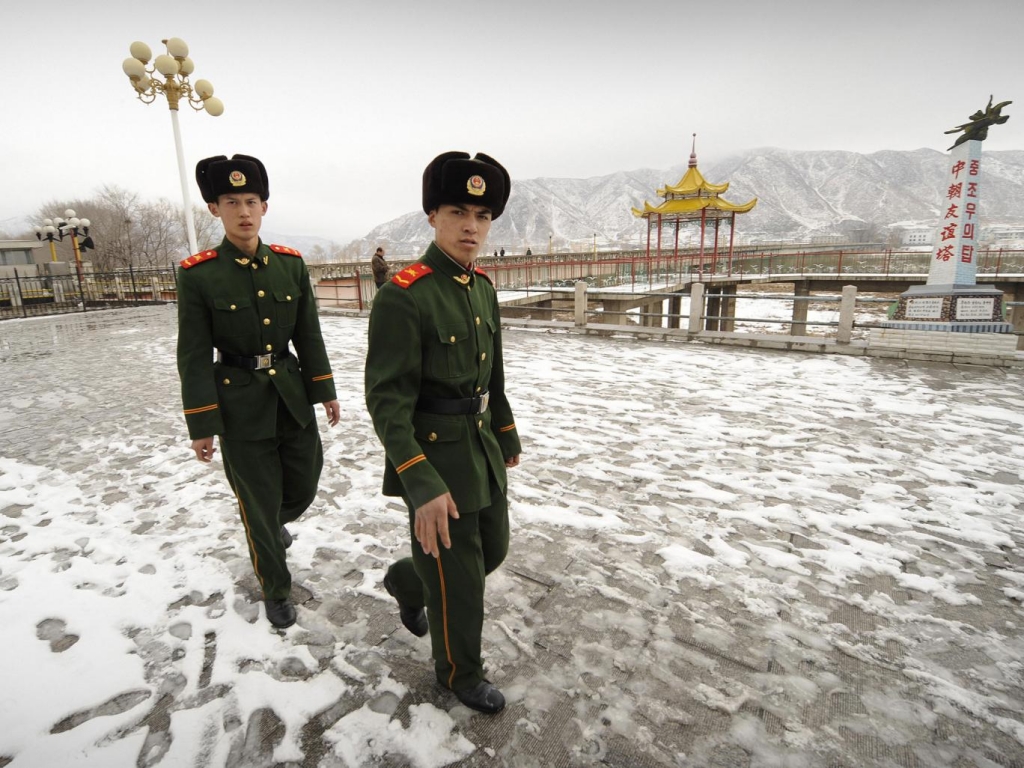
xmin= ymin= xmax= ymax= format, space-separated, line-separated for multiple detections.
xmin=308 ymin=247 xmax=1024 ymax=310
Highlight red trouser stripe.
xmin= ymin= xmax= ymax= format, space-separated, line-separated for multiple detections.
xmin=436 ymin=556 xmax=456 ymax=688
xmin=236 ymin=495 xmax=263 ymax=589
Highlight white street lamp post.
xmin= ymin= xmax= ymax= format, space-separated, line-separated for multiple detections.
xmin=121 ymin=37 xmax=224 ymax=256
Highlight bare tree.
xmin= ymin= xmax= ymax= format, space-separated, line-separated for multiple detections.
xmin=190 ymin=204 xmax=223 ymax=252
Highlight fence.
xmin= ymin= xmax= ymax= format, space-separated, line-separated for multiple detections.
xmin=0 ymin=266 xmax=178 ymax=320
xmin=308 ymin=247 xmax=1024 ymax=310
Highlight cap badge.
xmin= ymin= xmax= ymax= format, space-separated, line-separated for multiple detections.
xmin=467 ymin=175 xmax=486 ymax=196
xmin=229 ymin=170 xmax=247 ymax=187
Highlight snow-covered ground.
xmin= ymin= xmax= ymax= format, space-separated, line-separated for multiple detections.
xmin=2 ymin=306 xmax=1024 ymax=767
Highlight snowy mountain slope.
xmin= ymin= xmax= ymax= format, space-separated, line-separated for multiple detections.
xmin=351 ymin=148 xmax=1024 ymax=255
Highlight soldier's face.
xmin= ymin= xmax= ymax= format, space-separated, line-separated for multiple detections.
xmin=209 ymin=193 xmax=267 ymax=241
xmin=429 ymin=204 xmax=492 ymax=266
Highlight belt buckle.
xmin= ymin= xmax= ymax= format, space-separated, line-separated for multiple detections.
xmin=256 ymin=353 xmax=272 ymax=370
xmin=478 ymin=391 xmax=490 ymax=414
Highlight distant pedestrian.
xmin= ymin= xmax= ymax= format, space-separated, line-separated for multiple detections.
xmin=371 ymin=246 xmax=389 ymax=288
xmin=177 ymin=153 xmax=341 ymax=630
xmin=525 ymin=248 xmax=531 ymax=256
xmin=499 ymin=247 xmax=504 ymax=258
xmin=365 ymin=150 xmax=521 ymax=715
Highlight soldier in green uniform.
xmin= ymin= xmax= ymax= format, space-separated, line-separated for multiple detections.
xmin=176 ymin=153 xmax=340 ymax=629
xmin=365 ymin=151 xmax=522 ymax=714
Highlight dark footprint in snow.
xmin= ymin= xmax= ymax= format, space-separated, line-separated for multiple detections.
xmin=50 ymin=690 xmax=152 ymax=734
xmin=36 ymin=618 xmax=80 ymax=652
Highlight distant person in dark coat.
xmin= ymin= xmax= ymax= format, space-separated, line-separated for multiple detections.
xmin=499 ymin=248 xmax=504 ymax=258
xmin=525 ymin=248 xmax=531 ymax=256
xmin=371 ymin=247 xmax=389 ymax=288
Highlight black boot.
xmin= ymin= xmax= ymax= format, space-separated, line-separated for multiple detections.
xmin=280 ymin=526 xmax=293 ymax=549
xmin=265 ymin=598 xmax=296 ymax=628
xmin=450 ymin=681 xmax=506 ymax=714
xmin=382 ymin=572 xmax=428 ymax=637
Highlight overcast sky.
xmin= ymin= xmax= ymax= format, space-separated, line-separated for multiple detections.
xmin=3 ymin=0 xmax=1023 ymax=244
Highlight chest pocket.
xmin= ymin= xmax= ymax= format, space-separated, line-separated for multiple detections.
xmin=212 ymin=297 xmax=255 ymax=337
xmin=274 ymin=290 xmax=298 ymax=329
xmin=429 ymin=323 xmax=473 ymax=380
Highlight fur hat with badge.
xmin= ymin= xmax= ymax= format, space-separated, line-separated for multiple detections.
xmin=422 ymin=152 xmax=510 ymax=219
xmin=195 ymin=154 xmax=269 ymax=204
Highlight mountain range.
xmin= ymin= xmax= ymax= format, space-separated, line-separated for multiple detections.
xmin=345 ymin=147 xmax=1024 ymax=257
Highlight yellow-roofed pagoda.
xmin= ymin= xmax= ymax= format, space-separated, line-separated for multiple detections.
xmin=632 ymin=135 xmax=756 ymax=277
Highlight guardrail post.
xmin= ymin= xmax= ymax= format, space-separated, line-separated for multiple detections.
xmin=129 ymin=264 xmax=139 ymax=306
xmin=1012 ymin=284 xmax=1024 ymax=351
xmin=688 ymin=283 xmax=705 ymax=334
xmin=574 ymin=281 xmax=587 ymax=327
xmin=837 ymin=285 xmax=857 ymax=344
xmin=791 ymin=281 xmax=809 ymax=336
xmin=12 ymin=269 xmax=26 ymax=317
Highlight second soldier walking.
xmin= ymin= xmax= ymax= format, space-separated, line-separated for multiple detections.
xmin=365 ymin=151 xmax=521 ymax=714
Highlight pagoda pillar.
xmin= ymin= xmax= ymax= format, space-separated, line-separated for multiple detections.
xmin=699 ymin=208 xmax=707 ymax=279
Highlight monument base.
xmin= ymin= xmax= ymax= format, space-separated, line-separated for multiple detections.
xmin=882 ymin=284 xmax=1010 ymax=333
xmin=869 ymin=328 xmax=1018 ymax=356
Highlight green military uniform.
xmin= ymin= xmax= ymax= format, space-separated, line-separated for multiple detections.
xmin=365 ymin=242 xmax=521 ymax=691
xmin=176 ymin=236 xmax=336 ymax=601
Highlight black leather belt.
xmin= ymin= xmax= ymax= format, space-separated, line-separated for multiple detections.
xmin=216 ymin=348 xmax=291 ymax=370
xmin=417 ymin=391 xmax=490 ymax=415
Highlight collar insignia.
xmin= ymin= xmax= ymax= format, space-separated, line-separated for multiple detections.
xmin=235 ymin=257 xmax=251 ymax=267
xmin=454 ymin=273 xmax=471 ymax=285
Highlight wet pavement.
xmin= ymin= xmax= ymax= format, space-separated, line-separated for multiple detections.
xmin=2 ymin=305 xmax=1024 ymax=768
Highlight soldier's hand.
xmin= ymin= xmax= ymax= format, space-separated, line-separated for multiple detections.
xmin=505 ymin=454 xmax=521 ymax=468
xmin=414 ymin=493 xmax=460 ymax=558
xmin=322 ymin=400 xmax=341 ymax=427
xmin=191 ymin=437 xmax=216 ymax=463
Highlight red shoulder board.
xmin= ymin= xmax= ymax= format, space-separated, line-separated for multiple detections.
xmin=391 ymin=264 xmax=433 ymax=289
xmin=474 ymin=266 xmax=493 ymax=285
xmin=180 ymin=249 xmax=218 ymax=269
xmin=269 ymin=244 xmax=302 ymax=258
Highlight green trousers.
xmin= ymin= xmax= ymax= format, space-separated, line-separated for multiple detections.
xmin=220 ymin=400 xmax=323 ymax=600
xmin=386 ymin=481 xmax=509 ymax=691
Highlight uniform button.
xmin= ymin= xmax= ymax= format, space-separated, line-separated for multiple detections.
xmin=251 ymin=263 xmax=258 ymax=270
xmin=477 ymin=420 xmax=483 ymax=429
xmin=449 ymin=335 xmax=456 ymax=343
xmin=258 ymin=290 xmax=265 ymax=298
xmin=229 ymin=304 xmax=237 ymax=310
xmin=475 ymin=317 xmax=481 ymax=325
xmin=223 ymin=378 xmax=230 ymax=385
xmin=481 ymin=352 xmax=487 ymax=361
xmin=476 ymin=386 xmax=481 ymax=393
xmin=263 ymin=318 xmax=271 ymax=325
xmin=269 ymin=369 xmax=276 ymax=376
xmin=428 ymin=432 xmax=437 ymax=442
xmin=286 ymin=295 xmax=292 ymax=301
xmin=265 ymin=344 xmax=273 ymax=352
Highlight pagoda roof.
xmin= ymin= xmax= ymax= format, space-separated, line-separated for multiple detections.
xmin=632 ymin=135 xmax=757 ymax=220
xmin=658 ymin=165 xmax=731 ymax=196
xmin=631 ymin=195 xmax=757 ymax=218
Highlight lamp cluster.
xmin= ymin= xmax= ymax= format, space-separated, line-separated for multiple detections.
xmin=121 ymin=37 xmax=224 ymax=115
xmin=34 ymin=210 xmax=93 ymax=251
